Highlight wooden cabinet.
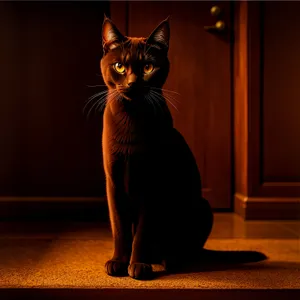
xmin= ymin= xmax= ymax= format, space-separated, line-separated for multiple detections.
xmin=234 ymin=1 xmax=300 ymax=220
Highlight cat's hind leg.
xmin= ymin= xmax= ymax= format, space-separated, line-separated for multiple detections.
xmin=162 ymin=198 xmax=214 ymax=274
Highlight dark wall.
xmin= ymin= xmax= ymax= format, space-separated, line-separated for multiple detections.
xmin=0 ymin=1 xmax=109 ymax=197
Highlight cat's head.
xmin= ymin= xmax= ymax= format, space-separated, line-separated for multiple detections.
xmin=100 ymin=16 xmax=170 ymax=101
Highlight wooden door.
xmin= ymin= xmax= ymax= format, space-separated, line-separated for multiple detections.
xmin=111 ymin=1 xmax=233 ymax=209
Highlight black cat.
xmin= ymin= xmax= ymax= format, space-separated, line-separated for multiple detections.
xmin=100 ymin=16 xmax=213 ymax=280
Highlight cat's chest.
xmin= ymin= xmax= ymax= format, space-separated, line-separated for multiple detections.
xmin=103 ymin=105 xmax=171 ymax=154
xmin=111 ymin=114 xmax=158 ymax=145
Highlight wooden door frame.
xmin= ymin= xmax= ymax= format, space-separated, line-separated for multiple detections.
xmin=233 ymin=1 xmax=300 ymax=220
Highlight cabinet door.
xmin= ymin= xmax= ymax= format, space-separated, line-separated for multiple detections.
xmin=262 ymin=2 xmax=300 ymax=192
xmin=111 ymin=1 xmax=233 ymax=209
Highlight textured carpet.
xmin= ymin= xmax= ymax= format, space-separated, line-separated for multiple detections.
xmin=0 ymin=237 xmax=299 ymax=289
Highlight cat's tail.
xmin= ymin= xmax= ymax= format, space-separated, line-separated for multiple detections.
xmin=162 ymin=249 xmax=267 ymax=274
xmin=199 ymin=248 xmax=268 ymax=264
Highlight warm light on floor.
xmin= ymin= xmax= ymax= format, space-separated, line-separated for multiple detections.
xmin=0 ymin=214 xmax=299 ymax=289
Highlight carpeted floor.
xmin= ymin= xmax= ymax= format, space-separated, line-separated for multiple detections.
xmin=0 ymin=215 xmax=299 ymax=299
xmin=0 ymin=232 xmax=299 ymax=289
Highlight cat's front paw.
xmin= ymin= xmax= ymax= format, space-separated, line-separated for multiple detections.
xmin=105 ymin=259 xmax=129 ymax=277
xmin=128 ymin=262 xmax=153 ymax=280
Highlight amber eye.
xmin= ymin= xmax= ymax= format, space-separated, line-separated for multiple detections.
xmin=144 ymin=63 xmax=154 ymax=74
xmin=114 ymin=62 xmax=126 ymax=74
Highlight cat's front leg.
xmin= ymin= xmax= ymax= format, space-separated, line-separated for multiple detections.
xmin=128 ymin=206 xmax=154 ymax=280
xmin=104 ymin=161 xmax=132 ymax=277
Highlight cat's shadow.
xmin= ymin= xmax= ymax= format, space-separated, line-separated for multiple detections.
xmin=153 ymin=249 xmax=269 ymax=278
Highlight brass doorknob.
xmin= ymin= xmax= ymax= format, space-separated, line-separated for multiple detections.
xmin=210 ymin=6 xmax=222 ymax=17
xmin=204 ymin=20 xmax=226 ymax=33
xmin=214 ymin=20 xmax=226 ymax=31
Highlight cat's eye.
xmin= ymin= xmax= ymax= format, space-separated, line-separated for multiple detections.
xmin=114 ymin=62 xmax=126 ymax=74
xmin=144 ymin=63 xmax=154 ymax=74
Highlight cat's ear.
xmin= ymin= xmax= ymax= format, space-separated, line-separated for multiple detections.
xmin=102 ymin=15 xmax=126 ymax=54
xmin=146 ymin=17 xmax=170 ymax=52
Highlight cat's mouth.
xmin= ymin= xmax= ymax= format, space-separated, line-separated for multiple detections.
xmin=117 ymin=86 xmax=148 ymax=101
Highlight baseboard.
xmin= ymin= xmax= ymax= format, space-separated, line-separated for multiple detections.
xmin=0 ymin=196 xmax=236 ymax=221
xmin=5 ymin=195 xmax=297 ymax=221
xmin=234 ymin=193 xmax=300 ymax=220
xmin=0 ymin=197 xmax=109 ymax=221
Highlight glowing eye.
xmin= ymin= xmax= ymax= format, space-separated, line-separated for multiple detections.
xmin=114 ymin=62 xmax=125 ymax=74
xmin=144 ymin=63 xmax=154 ymax=74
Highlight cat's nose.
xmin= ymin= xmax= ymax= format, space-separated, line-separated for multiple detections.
xmin=127 ymin=81 xmax=136 ymax=88
xmin=127 ymin=81 xmax=138 ymax=91
xmin=127 ymin=74 xmax=137 ymax=88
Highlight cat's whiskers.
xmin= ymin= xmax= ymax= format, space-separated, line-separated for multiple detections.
xmin=149 ymin=92 xmax=166 ymax=113
xmin=112 ymin=92 xmax=123 ymax=106
xmin=102 ymin=89 xmax=124 ymax=113
xmin=151 ymin=87 xmax=181 ymax=96
xmin=148 ymin=91 xmax=166 ymax=115
xmin=163 ymin=96 xmax=179 ymax=112
xmin=162 ymin=92 xmax=180 ymax=104
xmin=84 ymin=90 xmax=108 ymax=109
xmin=150 ymin=89 xmax=179 ymax=112
xmin=83 ymin=90 xmax=109 ymax=116
xmin=95 ymin=92 xmax=111 ymax=113
xmin=145 ymin=94 xmax=158 ymax=117
xmin=150 ymin=87 xmax=181 ymax=103
xmin=144 ymin=86 xmax=181 ymax=105
xmin=105 ymin=89 xmax=120 ymax=105
xmin=86 ymin=93 xmax=108 ymax=119
xmin=106 ymin=89 xmax=120 ymax=104
xmin=85 ymin=89 xmax=119 ymax=119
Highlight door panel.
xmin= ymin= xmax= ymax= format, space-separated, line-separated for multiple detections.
xmin=111 ymin=1 xmax=232 ymax=208
xmin=263 ymin=1 xmax=300 ymax=183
